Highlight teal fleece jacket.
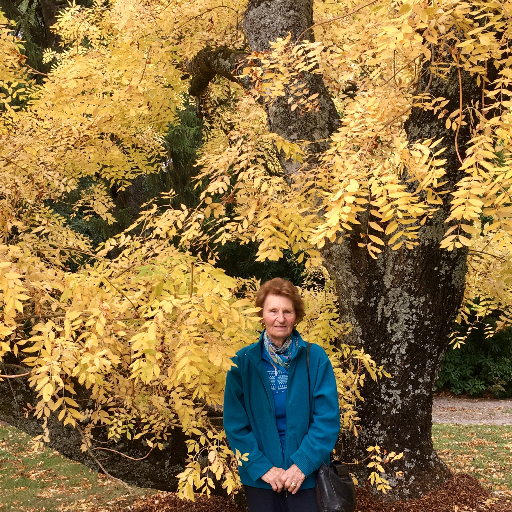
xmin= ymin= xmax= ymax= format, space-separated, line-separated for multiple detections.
xmin=223 ymin=331 xmax=340 ymax=489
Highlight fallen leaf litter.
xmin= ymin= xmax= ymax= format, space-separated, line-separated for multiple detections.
xmin=89 ymin=474 xmax=511 ymax=512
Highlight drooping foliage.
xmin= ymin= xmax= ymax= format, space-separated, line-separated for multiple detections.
xmin=2 ymin=0 xmax=512 ymax=500
xmin=0 ymin=3 xmax=390 ymax=498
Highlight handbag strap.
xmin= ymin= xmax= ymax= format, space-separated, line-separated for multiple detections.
xmin=306 ymin=342 xmax=312 ymax=424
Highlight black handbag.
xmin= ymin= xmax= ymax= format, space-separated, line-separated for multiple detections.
xmin=306 ymin=343 xmax=356 ymax=512
xmin=315 ymin=461 xmax=356 ymax=512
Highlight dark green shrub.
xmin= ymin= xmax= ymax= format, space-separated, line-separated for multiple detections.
xmin=437 ymin=320 xmax=512 ymax=397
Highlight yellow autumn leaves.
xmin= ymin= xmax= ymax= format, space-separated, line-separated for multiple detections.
xmin=0 ymin=232 xmax=383 ymax=499
xmin=192 ymin=0 xmax=512 ymax=260
xmin=2 ymin=0 xmax=512 ymax=500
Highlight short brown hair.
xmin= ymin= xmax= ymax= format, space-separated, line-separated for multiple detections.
xmin=255 ymin=278 xmax=305 ymax=323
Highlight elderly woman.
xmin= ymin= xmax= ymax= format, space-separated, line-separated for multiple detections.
xmin=224 ymin=278 xmax=340 ymax=512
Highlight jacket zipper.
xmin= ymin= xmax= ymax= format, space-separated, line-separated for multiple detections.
xmin=284 ymin=345 xmax=304 ymax=464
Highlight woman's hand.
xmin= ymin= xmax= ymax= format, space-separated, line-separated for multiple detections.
xmin=261 ymin=467 xmax=286 ymax=492
xmin=280 ymin=464 xmax=305 ymax=494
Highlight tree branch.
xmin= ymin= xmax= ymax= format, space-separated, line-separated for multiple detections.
xmin=93 ymin=445 xmax=155 ymax=461
xmin=14 ymin=313 xmax=66 ymax=322
xmin=76 ymin=424 xmax=130 ymax=489
xmin=0 ymin=370 xmax=32 ymax=379
xmin=187 ymin=46 xmax=250 ymax=97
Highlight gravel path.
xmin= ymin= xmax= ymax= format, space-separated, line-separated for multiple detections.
xmin=433 ymin=396 xmax=512 ymax=425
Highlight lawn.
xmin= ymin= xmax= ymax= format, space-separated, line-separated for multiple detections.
xmin=432 ymin=423 xmax=512 ymax=499
xmin=1 ymin=423 xmax=511 ymax=511
xmin=0 ymin=424 xmax=155 ymax=511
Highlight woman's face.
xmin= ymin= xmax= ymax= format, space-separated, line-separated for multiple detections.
xmin=261 ymin=294 xmax=296 ymax=347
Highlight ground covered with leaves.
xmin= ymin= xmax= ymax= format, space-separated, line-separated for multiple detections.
xmin=89 ymin=475 xmax=511 ymax=512
xmin=0 ymin=425 xmax=153 ymax=511
xmin=2 ymin=423 xmax=512 ymax=511
xmin=432 ymin=424 xmax=512 ymax=496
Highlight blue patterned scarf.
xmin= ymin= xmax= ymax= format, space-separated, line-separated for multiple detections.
xmin=263 ymin=330 xmax=299 ymax=370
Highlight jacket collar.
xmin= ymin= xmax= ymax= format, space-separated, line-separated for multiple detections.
xmin=245 ymin=329 xmax=306 ymax=366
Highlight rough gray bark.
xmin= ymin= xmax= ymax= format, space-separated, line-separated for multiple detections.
xmin=244 ymin=0 xmax=340 ymax=165
xmin=188 ymin=1 xmax=487 ymax=502
xmin=189 ymin=0 xmax=340 ymax=175
xmin=323 ymin=231 xmax=463 ymax=498
xmin=0 ymin=359 xmax=188 ymax=491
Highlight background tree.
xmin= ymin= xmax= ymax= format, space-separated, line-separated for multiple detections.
xmin=2 ymin=0 xmax=512 ymax=504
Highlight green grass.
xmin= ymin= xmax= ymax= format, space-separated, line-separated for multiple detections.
xmin=432 ymin=423 xmax=512 ymax=498
xmin=0 ymin=424 xmax=155 ymax=511
xmin=1 ymin=423 xmax=512 ymax=511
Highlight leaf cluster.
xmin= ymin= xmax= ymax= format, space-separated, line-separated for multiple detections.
xmin=5 ymin=0 xmax=512 ymax=499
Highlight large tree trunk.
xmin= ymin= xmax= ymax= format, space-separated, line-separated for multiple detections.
xmin=323 ymin=232 xmax=464 ymax=498
xmin=241 ymin=1 xmax=474 ymax=499
xmin=322 ymin=62 xmax=483 ymax=498
xmin=244 ymin=1 xmax=486 ymax=501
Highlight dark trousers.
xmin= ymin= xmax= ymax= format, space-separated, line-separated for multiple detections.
xmin=244 ymin=485 xmax=319 ymax=512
